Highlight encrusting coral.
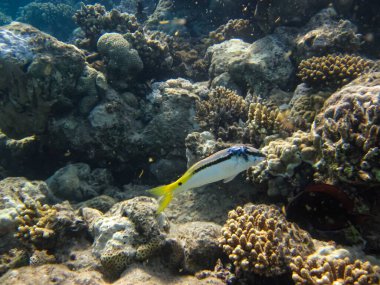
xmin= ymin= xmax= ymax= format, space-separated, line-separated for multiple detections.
xmin=195 ymin=87 xmax=248 ymax=139
xmin=312 ymin=72 xmax=380 ymax=185
xmin=15 ymin=201 xmax=58 ymax=249
xmin=297 ymin=54 xmax=375 ymax=88
xmin=219 ymin=204 xmax=314 ymax=277
xmin=290 ymin=246 xmax=380 ymax=285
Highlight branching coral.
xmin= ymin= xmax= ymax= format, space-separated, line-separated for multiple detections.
xmin=290 ymin=246 xmax=380 ymax=285
xmin=219 ymin=204 xmax=314 ymax=277
xmin=124 ymin=29 xmax=172 ymax=77
xmin=243 ymin=102 xmax=294 ymax=146
xmin=15 ymin=201 xmax=58 ymax=249
xmin=195 ymin=87 xmax=248 ymax=140
xmin=73 ymin=3 xmax=139 ymax=49
xmin=298 ymin=54 xmax=375 ymax=88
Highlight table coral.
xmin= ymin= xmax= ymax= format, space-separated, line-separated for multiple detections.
xmin=219 ymin=204 xmax=314 ymax=277
xmin=195 ymin=87 xmax=248 ymax=140
xmin=312 ymin=72 xmax=380 ymax=185
xmin=298 ymin=54 xmax=376 ymax=88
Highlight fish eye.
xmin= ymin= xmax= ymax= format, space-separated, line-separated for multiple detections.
xmin=178 ymin=182 xmax=182 ymax=186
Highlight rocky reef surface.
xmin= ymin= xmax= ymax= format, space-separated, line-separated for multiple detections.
xmin=0 ymin=0 xmax=380 ymax=284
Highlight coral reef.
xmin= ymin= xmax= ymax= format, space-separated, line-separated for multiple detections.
xmin=29 ymin=249 xmax=56 ymax=266
xmin=219 ymin=204 xmax=315 ymax=276
xmin=124 ymin=29 xmax=172 ymax=77
xmin=195 ymin=87 xmax=248 ymax=139
xmin=244 ymin=102 xmax=293 ymax=147
xmin=313 ymin=72 xmax=380 ymax=185
xmin=73 ymin=3 xmax=139 ymax=49
xmin=16 ymin=2 xmax=75 ymax=41
xmin=0 ymin=12 xmax=11 ymax=26
xmin=298 ymin=54 xmax=376 ymax=88
xmin=290 ymin=245 xmax=380 ymax=284
xmin=15 ymin=201 xmax=58 ymax=249
xmin=209 ymin=19 xmax=254 ymax=43
xmin=97 ymin=32 xmax=143 ymax=81
xmin=0 ymin=22 xmax=86 ymax=139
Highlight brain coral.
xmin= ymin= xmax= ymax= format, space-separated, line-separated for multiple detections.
xmin=97 ymin=32 xmax=143 ymax=78
xmin=219 ymin=204 xmax=314 ymax=276
xmin=298 ymin=54 xmax=375 ymax=88
xmin=312 ymin=72 xmax=380 ymax=185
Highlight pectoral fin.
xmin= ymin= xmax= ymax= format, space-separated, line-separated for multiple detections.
xmin=223 ymin=174 xmax=238 ymax=183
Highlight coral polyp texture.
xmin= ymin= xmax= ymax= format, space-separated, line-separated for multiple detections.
xmin=290 ymin=246 xmax=380 ymax=285
xmin=297 ymin=54 xmax=375 ymax=88
xmin=219 ymin=204 xmax=314 ymax=276
xmin=209 ymin=19 xmax=253 ymax=43
xmin=15 ymin=201 xmax=57 ymax=249
xmin=195 ymin=87 xmax=248 ymax=138
xmin=313 ymin=72 xmax=380 ymax=185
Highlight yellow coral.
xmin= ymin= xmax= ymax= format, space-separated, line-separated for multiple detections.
xmin=298 ymin=54 xmax=375 ymax=88
xmin=219 ymin=204 xmax=314 ymax=276
xmin=15 ymin=201 xmax=57 ymax=248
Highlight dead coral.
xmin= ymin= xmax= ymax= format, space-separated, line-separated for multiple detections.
xmin=0 ymin=249 xmax=29 ymax=276
xmin=195 ymin=87 xmax=248 ymax=140
xmin=29 ymin=250 xmax=56 ymax=266
xmin=219 ymin=204 xmax=314 ymax=277
xmin=209 ymin=19 xmax=254 ymax=43
xmin=15 ymin=201 xmax=58 ymax=249
xmin=290 ymin=247 xmax=380 ymax=285
xmin=298 ymin=54 xmax=375 ymax=88
xmin=73 ymin=3 xmax=139 ymax=49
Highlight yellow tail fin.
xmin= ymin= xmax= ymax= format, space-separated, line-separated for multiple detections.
xmin=147 ymin=183 xmax=176 ymax=213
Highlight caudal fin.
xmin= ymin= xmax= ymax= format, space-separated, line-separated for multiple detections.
xmin=147 ymin=184 xmax=175 ymax=213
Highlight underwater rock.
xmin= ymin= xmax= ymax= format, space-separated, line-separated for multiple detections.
xmin=76 ymin=195 xmax=117 ymax=213
xmin=0 ymin=22 xmax=86 ymax=139
xmin=313 ymin=72 xmax=380 ymax=185
xmin=0 ymin=264 xmax=105 ymax=285
xmin=46 ymin=163 xmax=114 ymax=202
xmin=207 ymin=31 xmax=295 ymax=96
xmin=295 ymin=8 xmax=362 ymax=60
xmin=83 ymin=196 xmax=169 ymax=277
xmin=166 ymin=222 xmax=222 ymax=274
xmin=253 ymin=0 xmax=329 ymax=33
xmin=140 ymin=78 xmax=201 ymax=178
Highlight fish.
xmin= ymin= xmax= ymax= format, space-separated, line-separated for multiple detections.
xmin=148 ymin=145 xmax=265 ymax=213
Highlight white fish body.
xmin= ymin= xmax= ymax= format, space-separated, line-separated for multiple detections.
xmin=148 ymin=145 xmax=265 ymax=212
